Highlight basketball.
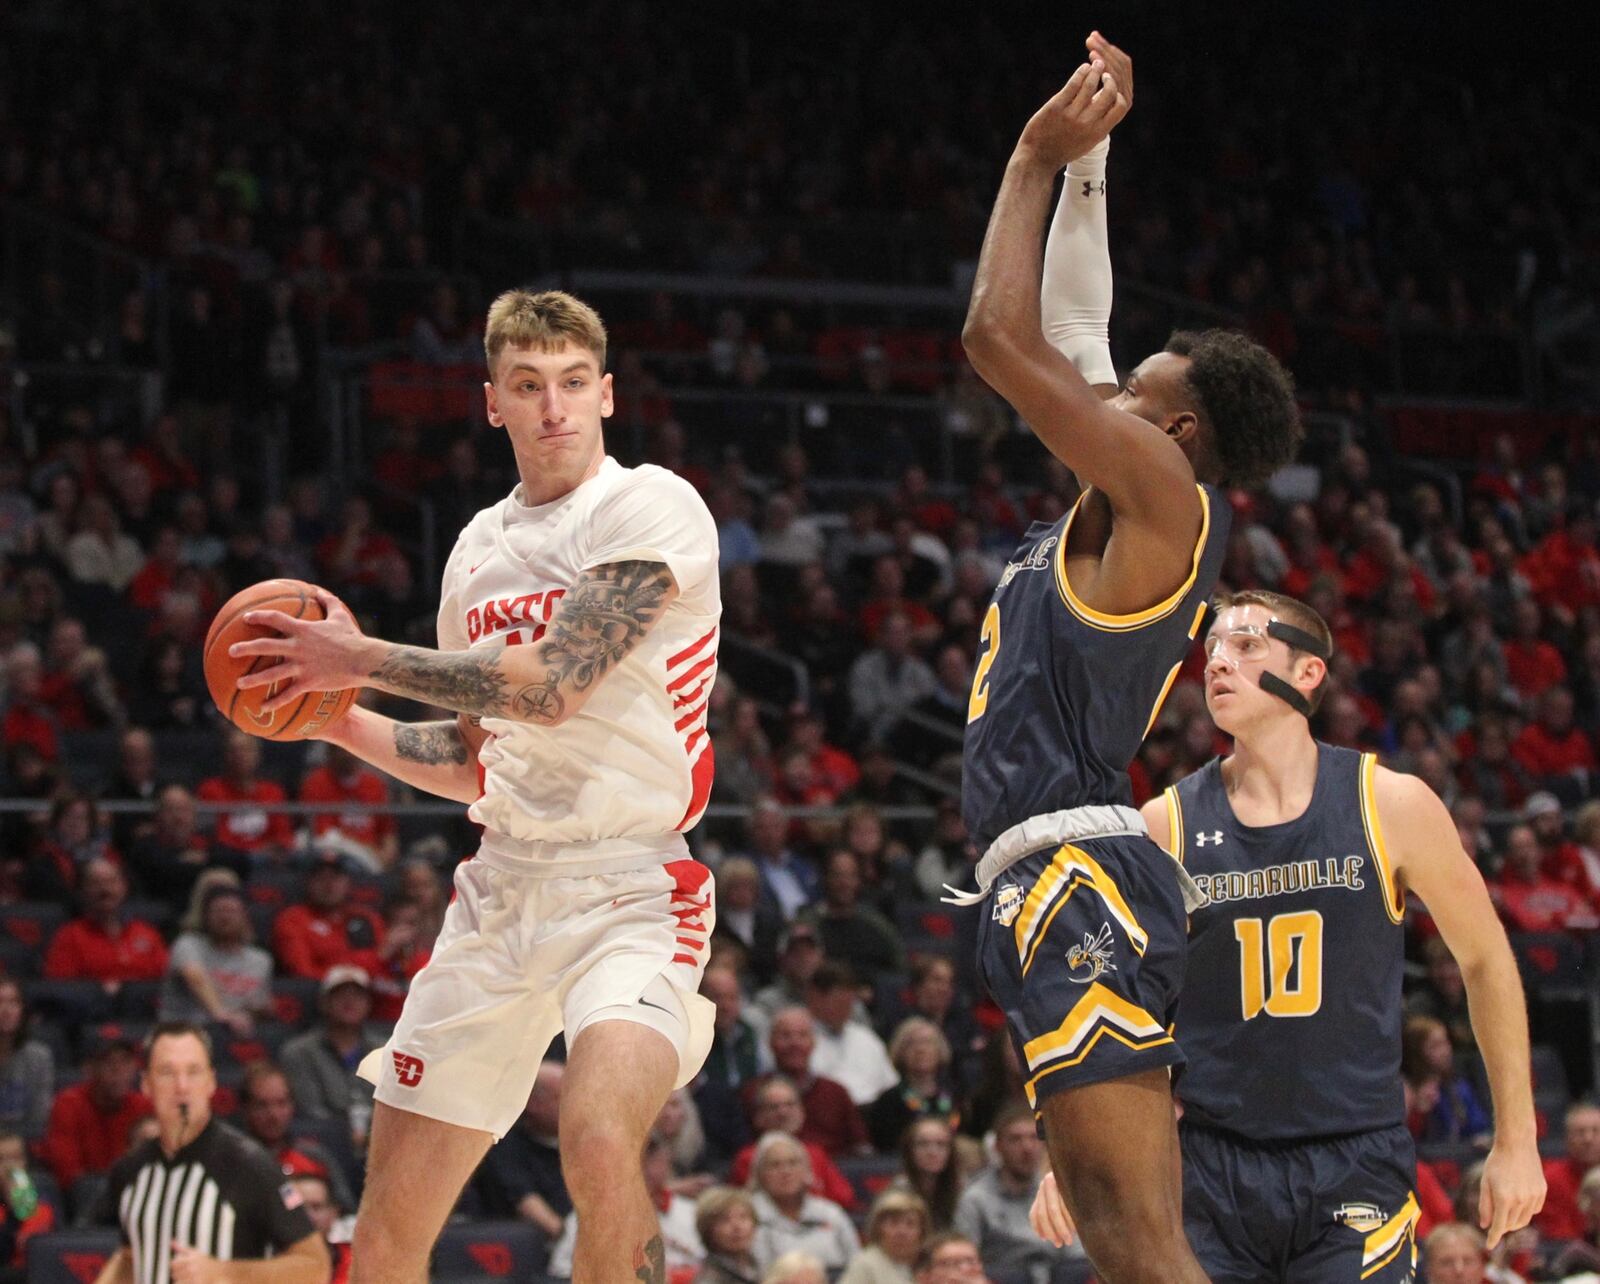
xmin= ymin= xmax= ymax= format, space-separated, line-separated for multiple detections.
xmin=203 ymin=579 xmax=357 ymax=740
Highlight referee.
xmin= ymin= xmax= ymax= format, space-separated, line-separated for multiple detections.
xmin=93 ymin=1022 xmax=330 ymax=1284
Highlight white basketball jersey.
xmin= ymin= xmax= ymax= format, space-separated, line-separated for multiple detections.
xmin=437 ymin=457 xmax=720 ymax=872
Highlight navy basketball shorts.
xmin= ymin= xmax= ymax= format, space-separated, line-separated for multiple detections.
xmin=1181 ymin=1122 xmax=1420 ymax=1283
xmin=975 ymin=835 xmax=1189 ymax=1114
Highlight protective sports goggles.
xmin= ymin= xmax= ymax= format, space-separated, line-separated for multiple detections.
xmin=1204 ymin=617 xmax=1331 ymax=717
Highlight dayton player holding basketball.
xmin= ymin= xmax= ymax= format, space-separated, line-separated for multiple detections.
xmin=953 ymin=33 xmax=1301 ymax=1284
xmin=1028 ymin=589 xmax=1546 ymax=1280
xmin=230 ymin=290 xmax=720 ymax=1283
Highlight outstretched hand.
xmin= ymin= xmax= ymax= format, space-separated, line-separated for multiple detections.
xmin=1017 ymin=33 xmax=1132 ymax=170
xmin=230 ymin=588 xmax=378 ymax=713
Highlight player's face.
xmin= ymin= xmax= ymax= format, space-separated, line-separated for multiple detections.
xmin=1109 ymin=352 xmax=1196 ymax=441
xmin=485 ymin=342 xmax=613 ymax=484
xmin=1204 ymin=605 xmax=1295 ymax=732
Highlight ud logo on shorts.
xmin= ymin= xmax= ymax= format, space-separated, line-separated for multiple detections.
xmin=992 ymin=883 xmax=1025 ymax=927
xmin=392 ymin=1052 xmax=425 ymax=1087
xmin=1195 ymin=830 xmax=1225 ymax=847
xmin=1066 ymin=923 xmax=1118 ymax=984
xmin=1332 ymin=1202 xmax=1388 ymax=1233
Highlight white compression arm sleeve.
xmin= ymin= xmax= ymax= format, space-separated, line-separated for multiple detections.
xmin=1041 ymin=135 xmax=1117 ymax=389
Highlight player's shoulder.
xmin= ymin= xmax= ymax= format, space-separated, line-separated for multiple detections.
xmin=606 ymin=461 xmax=710 ymax=506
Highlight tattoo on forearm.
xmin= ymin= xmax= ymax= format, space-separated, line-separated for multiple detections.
xmin=633 ymin=1235 xmax=666 ymax=1284
xmin=393 ymin=720 xmax=469 ymax=766
xmin=369 ymin=561 xmax=674 ymax=724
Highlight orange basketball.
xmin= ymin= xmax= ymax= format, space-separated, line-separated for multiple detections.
xmin=203 ymin=579 xmax=357 ymax=740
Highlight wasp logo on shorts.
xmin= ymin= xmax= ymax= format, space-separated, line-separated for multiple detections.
xmin=992 ymin=883 xmax=1025 ymax=927
xmin=1066 ymin=923 xmax=1118 ymax=984
xmin=1332 ymin=1202 xmax=1388 ymax=1233
xmin=392 ymin=1052 xmax=425 ymax=1087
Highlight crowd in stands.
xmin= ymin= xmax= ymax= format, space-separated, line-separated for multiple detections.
xmin=2 ymin=1 xmax=1600 ymax=1281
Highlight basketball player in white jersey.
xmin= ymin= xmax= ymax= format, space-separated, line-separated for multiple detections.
xmin=230 ymin=289 xmax=721 ymax=1283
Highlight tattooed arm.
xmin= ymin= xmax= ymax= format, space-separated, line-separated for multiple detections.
xmin=364 ymin=560 xmax=678 ymax=724
xmin=313 ymin=706 xmax=482 ymax=804
xmin=232 ymin=561 xmax=680 ymax=730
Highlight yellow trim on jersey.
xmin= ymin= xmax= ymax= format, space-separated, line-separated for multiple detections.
xmin=1053 ymin=484 xmax=1212 ymax=632
xmin=1359 ymin=753 xmax=1405 ymax=924
xmin=1142 ymin=601 xmax=1211 ymax=740
xmin=1360 ymin=1192 xmax=1419 ymax=1279
xmin=1015 ymin=844 xmax=1148 ymax=977
xmin=1022 ymin=982 xmax=1172 ymax=1105
xmin=1163 ymin=787 xmax=1185 ymax=865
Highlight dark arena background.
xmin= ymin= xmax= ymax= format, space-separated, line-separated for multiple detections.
xmin=2 ymin=1 xmax=1598 ymax=1281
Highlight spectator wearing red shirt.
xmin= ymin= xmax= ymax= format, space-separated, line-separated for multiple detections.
xmin=1514 ymin=687 xmax=1597 ymax=797
xmin=38 ymin=1030 xmax=151 ymax=1192
xmin=1538 ymin=1102 xmax=1600 ymax=1240
xmin=0 ymin=1129 xmax=56 ymax=1272
xmin=239 ymin=1063 xmax=357 ymax=1213
xmin=299 ymin=746 xmax=399 ymax=872
xmin=197 ymin=730 xmax=295 ymax=858
xmin=1492 ymin=824 xmax=1600 ymax=935
xmin=1522 ymin=791 xmax=1586 ymax=887
xmin=744 ymin=1008 xmax=868 ymax=1159
xmin=1502 ymin=598 xmax=1568 ymax=701
xmin=127 ymin=526 xmax=185 ymax=612
xmin=38 ymin=617 xmax=125 ymax=731
xmin=315 ymin=496 xmax=402 ymax=591
xmin=43 ymin=858 xmax=169 ymax=987
xmin=1522 ymin=507 xmax=1600 ymax=613
xmin=857 ymin=557 xmax=940 ymax=650
xmin=783 ymin=710 xmax=860 ymax=798
xmin=1 ymin=641 xmax=59 ymax=762
xmin=272 ymin=852 xmax=385 ymax=980
xmin=729 ymin=1075 xmax=858 ymax=1211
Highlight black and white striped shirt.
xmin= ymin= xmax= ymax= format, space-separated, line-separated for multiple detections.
xmin=100 ymin=1119 xmax=315 ymax=1284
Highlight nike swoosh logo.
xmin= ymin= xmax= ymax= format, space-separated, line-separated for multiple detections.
xmin=468 ymin=561 xmax=485 ymax=575
xmin=637 ymin=996 xmax=672 ymax=1015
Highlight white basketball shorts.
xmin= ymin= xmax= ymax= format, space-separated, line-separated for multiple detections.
xmin=358 ymin=854 xmax=716 ymax=1139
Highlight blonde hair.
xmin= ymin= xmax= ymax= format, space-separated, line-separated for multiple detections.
xmin=180 ymin=868 xmax=246 ymax=936
xmin=888 ymin=1016 xmax=951 ymax=1072
xmin=761 ymin=1252 xmax=826 ymax=1284
xmin=1423 ymin=1221 xmax=1485 ymax=1260
xmin=865 ymin=1188 xmax=928 ymax=1246
xmin=483 ymin=289 xmax=607 ymax=375
xmin=694 ymin=1185 xmax=758 ymax=1249
xmin=1576 ymin=800 xmax=1600 ymax=848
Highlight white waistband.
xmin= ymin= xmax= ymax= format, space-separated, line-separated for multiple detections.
xmin=975 ymin=805 xmax=1147 ymax=891
xmin=475 ymin=829 xmax=690 ymax=878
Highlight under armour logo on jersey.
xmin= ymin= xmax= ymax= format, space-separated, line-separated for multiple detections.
xmin=1195 ymin=831 xmax=1225 ymax=847
xmin=392 ymin=1052 xmax=425 ymax=1087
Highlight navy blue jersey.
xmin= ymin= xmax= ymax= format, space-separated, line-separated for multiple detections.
xmin=1167 ymin=744 xmax=1407 ymax=1141
xmin=961 ymin=483 xmax=1230 ymax=853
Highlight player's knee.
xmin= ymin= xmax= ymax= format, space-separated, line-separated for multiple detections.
xmin=560 ymin=1115 xmax=642 ymax=1208
xmin=350 ymin=1213 xmax=428 ymax=1283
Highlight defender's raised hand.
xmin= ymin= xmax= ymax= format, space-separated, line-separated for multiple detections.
xmin=1017 ymin=48 xmax=1130 ymax=171
xmin=1086 ymin=31 xmax=1134 ymax=115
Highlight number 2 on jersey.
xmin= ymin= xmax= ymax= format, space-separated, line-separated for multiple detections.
xmin=1234 ymin=911 xmax=1323 ymax=1019
xmin=968 ymin=603 xmax=1001 ymax=723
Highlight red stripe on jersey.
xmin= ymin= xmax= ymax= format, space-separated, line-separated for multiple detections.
xmin=674 ymin=697 xmax=710 ymax=733
xmin=671 ymin=679 xmax=709 ymax=709
xmin=667 ymin=652 xmax=716 ymax=693
xmin=668 ymin=627 xmax=718 ymax=670
xmin=675 ymin=743 xmax=715 ymax=831
xmin=672 ymin=953 xmax=698 ymax=966
xmin=684 ymin=726 xmax=707 ymax=756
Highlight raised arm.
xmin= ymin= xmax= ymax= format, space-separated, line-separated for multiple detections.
xmin=1376 ymin=767 xmax=1546 ymax=1247
xmin=962 ymin=43 xmax=1197 ymax=535
xmin=233 ymin=560 xmax=678 ymax=730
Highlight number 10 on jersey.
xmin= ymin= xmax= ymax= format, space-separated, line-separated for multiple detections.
xmin=1234 ymin=911 xmax=1323 ymax=1019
